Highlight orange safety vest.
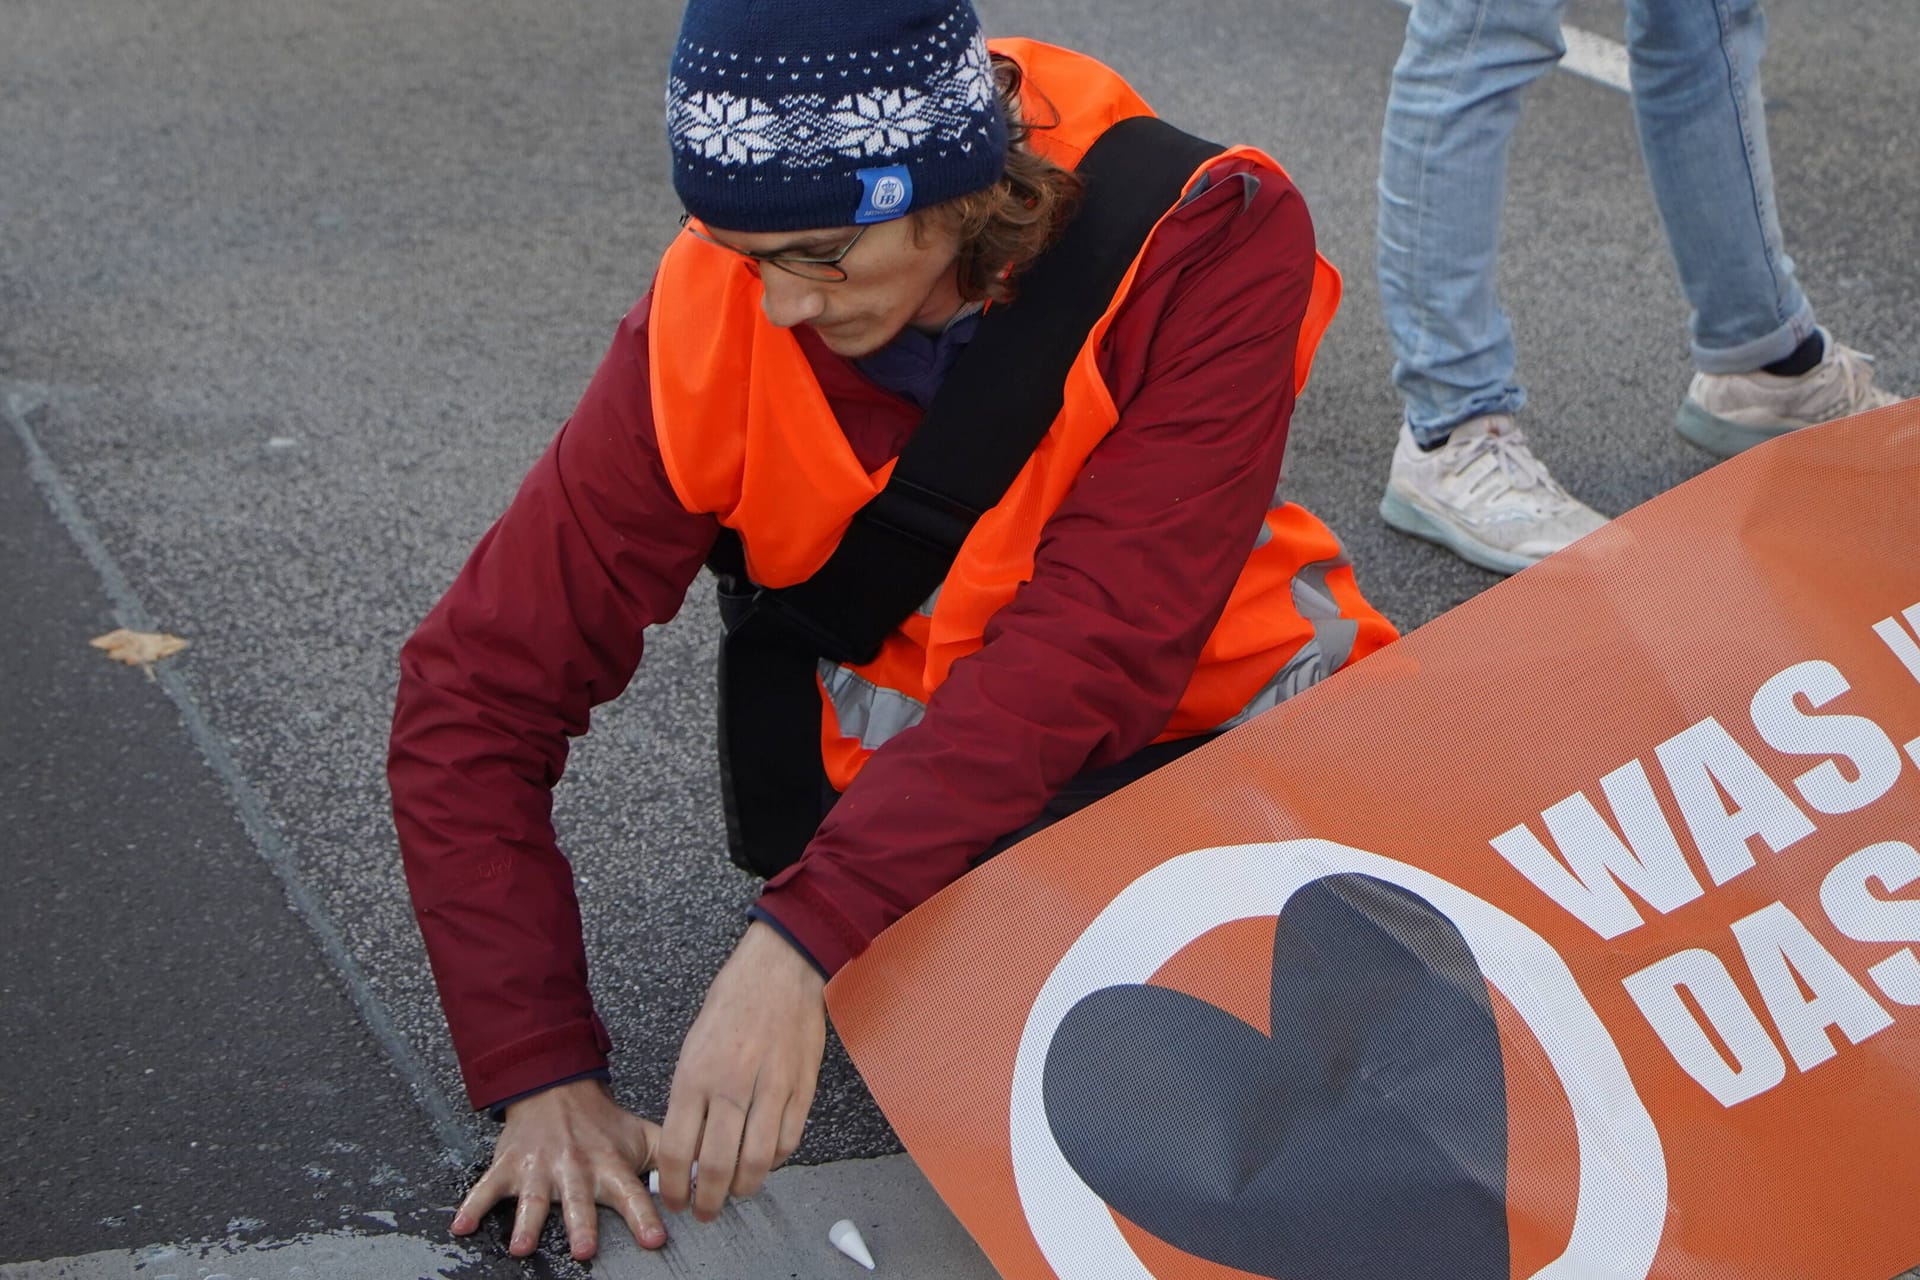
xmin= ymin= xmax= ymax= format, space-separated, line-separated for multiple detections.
xmin=650 ymin=38 xmax=1393 ymax=794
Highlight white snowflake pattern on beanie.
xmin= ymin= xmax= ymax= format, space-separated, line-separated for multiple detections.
xmin=667 ymin=0 xmax=1006 ymax=231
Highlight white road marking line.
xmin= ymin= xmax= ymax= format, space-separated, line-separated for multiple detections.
xmin=1560 ymin=22 xmax=1632 ymax=92
xmin=1389 ymin=0 xmax=1633 ymax=94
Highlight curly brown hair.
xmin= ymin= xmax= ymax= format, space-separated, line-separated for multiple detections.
xmin=911 ymin=54 xmax=1084 ymax=304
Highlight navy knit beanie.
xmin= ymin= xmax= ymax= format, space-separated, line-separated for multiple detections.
xmin=666 ymin=0 xmax=1008 ymax=232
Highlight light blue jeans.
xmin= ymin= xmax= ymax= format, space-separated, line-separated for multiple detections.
xmin=1378 ymin=0 xmax=1817 ymax=444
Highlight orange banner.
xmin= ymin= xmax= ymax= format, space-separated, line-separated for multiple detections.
xmin=829 ymin=400 xmax=1920 ymax=1280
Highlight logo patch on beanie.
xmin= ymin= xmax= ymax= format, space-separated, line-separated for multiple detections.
xmin=854 ymin=165 xmax=914 ymax=224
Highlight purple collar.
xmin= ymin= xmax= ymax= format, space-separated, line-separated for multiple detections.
xmin=853 ymin=305 xmax=985 ymax=411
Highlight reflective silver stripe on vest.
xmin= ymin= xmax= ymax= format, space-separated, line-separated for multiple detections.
xmin=824 ymin=548 xmax=1359 ymax=751
xmin=916 ymin=583 xmax=942 ymax=619
xmin=820 ymin=659 xmax=928 ymax=750
xmin=1214 ymin=548 xmax=1360 ymax=731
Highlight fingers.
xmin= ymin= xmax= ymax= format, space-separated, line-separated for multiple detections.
xmin=656 ymin=1087 xmax=706 ymax=1214
xmin=451 ymin=1163 xmax=511 ymax=1236
xmin=655 ymin=1089 xmax=807 ymax=1221
xmin=656 ymin=923 xmax=828 ymax=1222
xmin=602 ymin=1168 xmax=669 ymax=1252
xmin=509 ymin=1189 xmax=551 ymax=1257
xmin=450 ymin=1084 xmax=675 ymax=1262
xmin=732 ymin=1091 xmax=786 ymax=1200
xmin=626 ymin=1113 xmax=668 ymax=1246
xmin=557 ymin=1169 xmax=599 ymax=1261
xmin=774 ymin=1090 xmax=811 ymax=1168
xmin=691 ymin=1096 xmax=749 ymax=1221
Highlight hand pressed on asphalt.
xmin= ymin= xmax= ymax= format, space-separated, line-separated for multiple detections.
xmin=451 ymin=1076 xmax=666 ymax=1260
xmin=654 ymin=919 xmax=828 ymax=1223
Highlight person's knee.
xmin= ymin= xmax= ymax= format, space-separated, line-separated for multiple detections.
xmin=1399 ymin=0 xmax=1568 ymax=83
xmin=1626 ymin=0 xmax=1766 ymax=67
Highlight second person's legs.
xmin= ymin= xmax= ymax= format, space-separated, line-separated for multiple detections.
xmin=1378 ymin=0 xmax=1568 ymax=440
xmin=1628 ymin=0 xmax=1900 ymax=454
xmin=1376 ymin=0 xmax=1609 ymax=576
xmin=1625 ymin=0 xmax=1810 ymax=372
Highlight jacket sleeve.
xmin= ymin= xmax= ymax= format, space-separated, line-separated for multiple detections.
xmin=757 ymin=164 xmax=1321 ymax=974
xmin=387 ymin=298 xmax=718 ymax=1110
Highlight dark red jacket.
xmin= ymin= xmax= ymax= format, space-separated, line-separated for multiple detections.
xmin=390 ymin=158 xmax=1321 ymax=1109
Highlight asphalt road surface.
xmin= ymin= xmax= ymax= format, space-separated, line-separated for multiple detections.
xmin=3 ymin=0 xmax=1915 ymax=1274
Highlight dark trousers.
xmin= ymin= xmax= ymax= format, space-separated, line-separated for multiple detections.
xmin=815 ymin=733 xmax=1219 ymax=870
xmin=973 ymin=733 xmax=1220 ymax=864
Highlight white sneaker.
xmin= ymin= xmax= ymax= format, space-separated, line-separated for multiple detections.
xmin=1676 ymin=329 xmax=1901 ymax=458
xmin=1378 ymin=415 xmax=1609 ymax=575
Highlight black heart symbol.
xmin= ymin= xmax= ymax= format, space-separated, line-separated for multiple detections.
xmin=1042 ymin=873 xmax=1509 ymax=1280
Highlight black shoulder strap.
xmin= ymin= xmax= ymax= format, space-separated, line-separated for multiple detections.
xmin=712 ymin=116 xmax=1227 ymax=878
xmin=722 ymin=115 xmax=1228 ymax=663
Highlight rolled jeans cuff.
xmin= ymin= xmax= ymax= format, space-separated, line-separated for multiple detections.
xmin=1692 ymin=299 xmax=1817 ymax=375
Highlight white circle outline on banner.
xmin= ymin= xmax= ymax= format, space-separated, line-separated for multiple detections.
xmin=1008 ymin=839 xmax=1667 ymax=1280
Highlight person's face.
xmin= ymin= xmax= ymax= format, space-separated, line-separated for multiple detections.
xmin=702 ymin=215 xmax=964 ymax=358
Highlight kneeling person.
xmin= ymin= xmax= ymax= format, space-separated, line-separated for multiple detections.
xmin=388 ymin=0 xmax=1396 ymax=1260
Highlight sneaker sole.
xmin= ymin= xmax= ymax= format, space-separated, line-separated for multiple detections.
xmin=1378 ymin=489 xmax=1540 ymax=576
xmin=1674 ymin=401 xmax=1797 ymax=459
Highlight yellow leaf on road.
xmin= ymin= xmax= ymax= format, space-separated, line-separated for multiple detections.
xmin=90 ymin=628 xmax=189 ymax=669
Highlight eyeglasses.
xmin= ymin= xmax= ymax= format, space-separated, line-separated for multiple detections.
xmin=677 ymin=213 xmax=870 ymax=282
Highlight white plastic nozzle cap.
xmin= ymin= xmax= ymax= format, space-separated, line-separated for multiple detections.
xmin=647 ymin=1162 xmax=697 ymax=1197
xmin=828 ymin=1218 xmax=875 ymax=1270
